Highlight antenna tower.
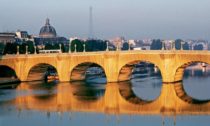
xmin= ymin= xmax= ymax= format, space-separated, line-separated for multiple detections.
xmin=89 ymin=6 xmax=94 ymax=39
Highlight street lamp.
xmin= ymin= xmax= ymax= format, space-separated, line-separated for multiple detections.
xmin=170 ymin=41 xmax=175 ymax=50
xmin=116 ymin=41 xmax=121 ymax=51
xmin=33 ymin=42 xmax=36 ymax=54
xmin=106 ymin=41 xmax=109 ymax=51
xmin=172 ymin=41 xmax=176 ymax=50
xmin=162 ymin=41 xmax=165 ymax=50
xmin=83 ymin=43 xmax=86 ymax=52
xmin=34 ymin=46 xmax=37 ymax=54
xmin=116 ymin=44 xmax=119 ymax=51
xmin=26 ymin=45 xmax=28 ymax=54
xmin=74 ymin=44 xmax=77 ymax=53
xmin=69 ymin=43 xmax=71 ymax=53
xmin=17 ymin=46 xmax=19 ymax=55
xmin=181 ymin=41 xmax=184 ymax=50
xmin=59 ymin=44 xmax=62 ymax=53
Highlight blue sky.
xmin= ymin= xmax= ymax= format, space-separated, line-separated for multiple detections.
xmin=0 ymin=0 xmax=210 ymax=40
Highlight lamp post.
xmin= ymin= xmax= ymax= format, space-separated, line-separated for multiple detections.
xmin=33 ymin=42 xmax=36 ymax=54
xmin=74 ymin=44 xmax=77 ymax=53
xmin=26 ymin=45 xmax=28 ymax=54
xmin=117 ymin=43 xmax=121 ymax=51
xmin=128 ymin=42 xmax=131 ymax=51
xmin=83 ymin=43 xmax=86 ymax=52
xmin=17 ymin=46 xmax=19 ymax=55
xmin=59 ymin=44 xmax=62 ymax=53
xmin=106 ymin=41 xmax=109 ymax=51
xmin=116 ymin=44 xmax=119 ymax=51
xmin=181 ymin=41 xmax=184 ymax=50
xmin=69 ymin=43 xmax=71 ymax=53
xmin=34 ymin=46 xmax=37 ymax=54
xmin=173 ymin=41 xmax=176 ymax=50
xmin=162 ymin=41 xmax=165 ymax=50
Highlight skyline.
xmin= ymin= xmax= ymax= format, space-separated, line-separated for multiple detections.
xmin=0 ymin=0 xmax=210 ymax=40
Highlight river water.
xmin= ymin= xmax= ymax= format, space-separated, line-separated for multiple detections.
xmin=0 ymin=66 xmax=210 ymax=126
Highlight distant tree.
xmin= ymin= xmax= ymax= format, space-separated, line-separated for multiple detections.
xmin=19 ymin=43 xmax=27 ymax=54
xmin=54 ymin=43 xmax=61 ymax=50
xmin=44 ymin=43 xmax=66 ymax=52
xmin=183 ymin=42 xmax=190 ymax=50
xmin=3 ymin=43 xmax=17 ymax=54
xmin=122 ymin=42 xmax=129 ymax=50
xmin=59 ymin=43 xmax=65 ymax=52
xmin=3 ymin=43 xmax=11 ymax=54
xmin=71 ymin=39 xmax=84 ymax=52
xmin=12 ymin=43 xmax=18 ymax=54
xmin=175 ymin=39 xmax=182 ymax=50
xmin=27 ymin=41 xmax=35 ymax=54
xmin=194 ymin=44 xmax=204 ymax=50
xmin=85 ymin=39 xmax=106 ymax=52
xmin=63 ymin=43 xmax=69 ymax=53
xmin=150 ymin=39 xmax=162 ymax=50
xmin=45 ymin=43 xmax=54 ymax=50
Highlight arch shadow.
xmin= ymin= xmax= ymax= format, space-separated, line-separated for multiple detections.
xmin=27 ymin=63 xmax=59 ymax=82
xmin=118 ymin=61 xmax=162 ymax=104
xmin=70 ymin=62 xmax=107 ymax=83
xmin=0 ymin=65 xmax=20 ymax=86
xmin=118 ymin=60 xmax=162 ymax=82
xmin=174 ymin=61 xmax=209 ymax=82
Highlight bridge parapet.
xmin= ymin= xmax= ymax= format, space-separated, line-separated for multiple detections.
xmin=1 ymin=51 xmax=210 ymax=83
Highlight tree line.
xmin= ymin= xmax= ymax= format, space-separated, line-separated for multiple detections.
xmin=1 ymin=39 xmax=203 ymax=55
xmin=150 ymin=39 xmax=190 ymax=50
xmin=0 ymin=39 xmax=110 ymax=54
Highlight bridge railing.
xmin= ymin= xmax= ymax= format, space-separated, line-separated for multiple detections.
xmin=1 ymin=50 xmax=210 ymax=58
xmin=1 ymin=39 xmax=209 ymax=57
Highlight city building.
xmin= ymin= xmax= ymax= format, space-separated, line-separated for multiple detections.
xmin=0 ymin=32 xmax=17 ymax=44
xmin=16 ymin=30 xmax=29 ymax=40
xmin=111 ymin=37 xmax=125 ymax=49
xmin=34 ymin=18 xmax=68 ymax=45
xmin=128 ymin=40 xmax=136 ymax=47
xmin=15 ymin=30 xmax=35 ymax=44
xmin=133 ymin=39 xmax=152 ymax=50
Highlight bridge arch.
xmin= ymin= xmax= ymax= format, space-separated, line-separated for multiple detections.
xmin=175 ymin=60 xmax=210 ymax=101
xmin=70 ymin=62 xmax=107 ymax=82
xmin=26 ymin=63 xmax=59 ymax=81
xmin=174 ymin=61 xmax=210 ymax=82
xmin=0 ymin=65 xmax=18 ymax=79
xmin=118 ymin=60 xmax=162 ymax=82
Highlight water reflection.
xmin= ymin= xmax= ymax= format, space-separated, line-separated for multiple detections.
xmin=174 ymin=83 xmax=210 ymax=104
xmin=131 ymin=65 xmax=162 ymax=101
xmin=183 ymin=67 xmax=210 ymax=100
xmin=1 ymin=65 xmax=210 ymax=126
xmin=1 ymin=81 xmax=210 ymax=116
xmin=69 ymin=81 xmax=105 ymax=101
xmin=118 ymin=81 xmax=151 ymax=104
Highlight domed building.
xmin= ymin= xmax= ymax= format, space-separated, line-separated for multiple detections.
xmin=39 ymin=18 xmax=57 ymax=38
xmin=34 ymin=18 xmax=67 ymax=45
